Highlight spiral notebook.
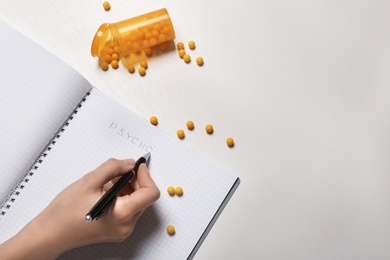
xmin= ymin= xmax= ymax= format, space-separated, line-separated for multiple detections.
xmin=0 ymin=20 xmax=239 ymax=259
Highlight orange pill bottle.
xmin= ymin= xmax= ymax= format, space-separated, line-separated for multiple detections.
xmin=91 ymin=8 xmax=175 ymax=65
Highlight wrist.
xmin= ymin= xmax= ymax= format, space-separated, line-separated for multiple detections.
xmin=0 ymin=211 xmax=69 ymax=259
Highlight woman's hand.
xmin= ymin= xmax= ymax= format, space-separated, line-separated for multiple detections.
xmin=0 ymin=157 xmax=160 ymax=259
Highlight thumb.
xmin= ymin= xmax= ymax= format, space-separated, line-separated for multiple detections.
xmin=85 ymin=158 xmax=135 ymax=189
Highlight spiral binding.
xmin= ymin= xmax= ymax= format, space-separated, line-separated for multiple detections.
xmin=0 ymin=91 xmax=91 ymax=218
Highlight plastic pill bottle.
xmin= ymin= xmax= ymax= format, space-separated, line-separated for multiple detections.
xmin=91 ymin=8 xmax=175 ymax=65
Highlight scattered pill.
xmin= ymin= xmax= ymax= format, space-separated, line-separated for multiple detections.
xmin=167 ymin=225 xmax=175 ymax=235
xmin=150 ymin=116 xmax=158 ymax=126
xmin=175 ymin=186 xmax=183 ymax=196
xmin=196 ymin=56 xmax=204 ymax=66
xmin=205 ymin=124 xmax=214 ymax=134
xmin=111 ymin=53 xmax=119 ymax=61
xmin=177 ymin=129 xmax=185 ymax=139
xmin=226 ymin=138 xmax=235 ymax=147
xmin=104 ymin=54 xmax=112 ymax=64
xmin=111 ymin=59 xmax=119 ymax=69
xmin=138 ymin=67 xmax=146 ymax=76
xmin=188 ymin=40 xmax=196 ymax=50
xmin=178 ymin=49 xmax=186 ymax=59
xmin=183 ymin=54 xmax=191 ymax=63
xmin=127 ymin=64 xmax=135 ymax=73
xmin=140 ymin=60 xmax=148 ymax=69
xmin=186 ymin=120 xmax=194 ymax=130
xmin=100 ymin=61 xmax=109 ymax=71
xmin=177 ymin=42 xmax=184 ymax=50
xmin=103 ymin=1 xmax=110 ymax=11
xmin=167 ymin=186 xmax=175 ymax=196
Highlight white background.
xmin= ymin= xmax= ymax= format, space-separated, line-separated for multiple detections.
xmin=1 ymin=0 xmax=390 ymax=259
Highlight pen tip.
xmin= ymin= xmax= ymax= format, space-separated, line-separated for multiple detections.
xmin=143 ymin=152 xmax=151 ymax=162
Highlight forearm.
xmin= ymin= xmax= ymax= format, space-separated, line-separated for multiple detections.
xmin=0 ymin=159 xmax=160 ymax=258
xmin=0 ymin=213 xmax=67 ymax=259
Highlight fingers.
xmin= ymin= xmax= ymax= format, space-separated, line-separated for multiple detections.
xmin=114 ymin=164 xmax=160 ymax=219
xmin=85 ymin=158 xmax=135 ymax=189
xmin=134 ymin=164 xmax=160 ymax=203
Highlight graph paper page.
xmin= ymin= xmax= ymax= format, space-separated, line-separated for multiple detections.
xmin=0 ymin=88 xmax=239 ymax=259
xmin=0 ymin=20 xmax=92 ymax=204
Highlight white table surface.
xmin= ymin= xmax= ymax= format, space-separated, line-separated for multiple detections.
xmin=1 ymin=0 xmax=390 ymax=259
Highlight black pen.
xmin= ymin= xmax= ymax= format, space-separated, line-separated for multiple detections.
xmin=85 ymin=153 xmax=151 ymax=222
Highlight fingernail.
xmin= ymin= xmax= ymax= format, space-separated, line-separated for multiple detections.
xmin=124 ymin=158 xmax=135 ymax=165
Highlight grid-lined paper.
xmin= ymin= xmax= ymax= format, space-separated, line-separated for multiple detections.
xmin=0 ymin=88 xmax=239 ymax=259
xmin=0 ymin=20 xmax=92 ymax=204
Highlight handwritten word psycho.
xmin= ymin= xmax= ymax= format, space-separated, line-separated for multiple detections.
xmin=108 ymin=122 xmax=153 ymax=153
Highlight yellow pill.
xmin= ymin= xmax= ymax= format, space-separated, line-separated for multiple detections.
xmin=141 ymin=27 xmax=149 ymax=34
xmin=111 ymin=60 xmax=119 ymax=69
xmin=135 ymin=31 xmax=143 ymax=40
xmin=177 ymin=129 xmax=185 ymax=139
xmin=167 ymin=186 xmax=175 ymax=196
xmin=140 ymin=60 xmax=148 ymax=69
xmin=226 ymin=137 xmax=235 ymax=148
xmin=175 ymin=186 xmax=183 ymax=196
xmin=142 ymin=40 xmax=150 ymax=48
xmin=112 ymin=53 xmax=119 ymax=61
xmin=127 ymin=64 xmax=135 ymax=73
xmin=138 ymin=67 xmax=146 ymax=76
xmin=125 ymin=41 xmax=132 ymax=50
xmin=151 ymin=30 xmax=159 ymax=38
xmin=144 ymin=47 xmax=153 ymax=56
xmin=188 ymin=40 xmax=196 ymax=50
xmin=108 ymin=41 xmax=116 ymax=48
xmin=196 ymin=57 xmax=204 ymax=66
xmin=150 ymin=116 xmax=158 ymax=126
xmin=100 ymin=61 xmax=109 ymax=71
xmin=162 ymin=26 xmax=171 ymax=35
xmin=153 ymin=23 xmax=161 ymax=31
xmin=186 ymin=120 xmax=194 ymax=130
xmin=177 ymin=42 xmax=184 ymax=50
xmin=205 ymin=124 xmax=213 ymax=134
xmin=144 ymin=32 xmax=152 ymax=40
xmin=103 ymin=1 xmax=110 ymax=11
xmin=130 ymin=34 xmax=137 ymax=42
xmin=158 ymin=33 xmax=166 ymax=43
xmin=167 ymin=225 xmax=175 ymax=235
xmin=149 ymin=38 xmax=158 ymax=46
xmin=183 ymin=54 xmax=191 ymax=63
xmin=159 ymin=20 xmax=167 ymax=28
xmin=178 ymin=49 xmax=186 ymax=59
xmin=106 ymin=48 xmax=114 ymax=55
xmin=132 ymin=42 xmax=140 ymax=50
xmin=104 ymin=54 xmax=112 ymax=64
xmin=159 ymin=43 xmax=167 ymax=50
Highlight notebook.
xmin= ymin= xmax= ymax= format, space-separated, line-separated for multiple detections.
xmin=0 ymin=20 xmax=240 ymax=259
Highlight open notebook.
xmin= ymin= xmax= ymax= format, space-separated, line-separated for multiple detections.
xmin=0 ymin=20 xmax=239 ymax=259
